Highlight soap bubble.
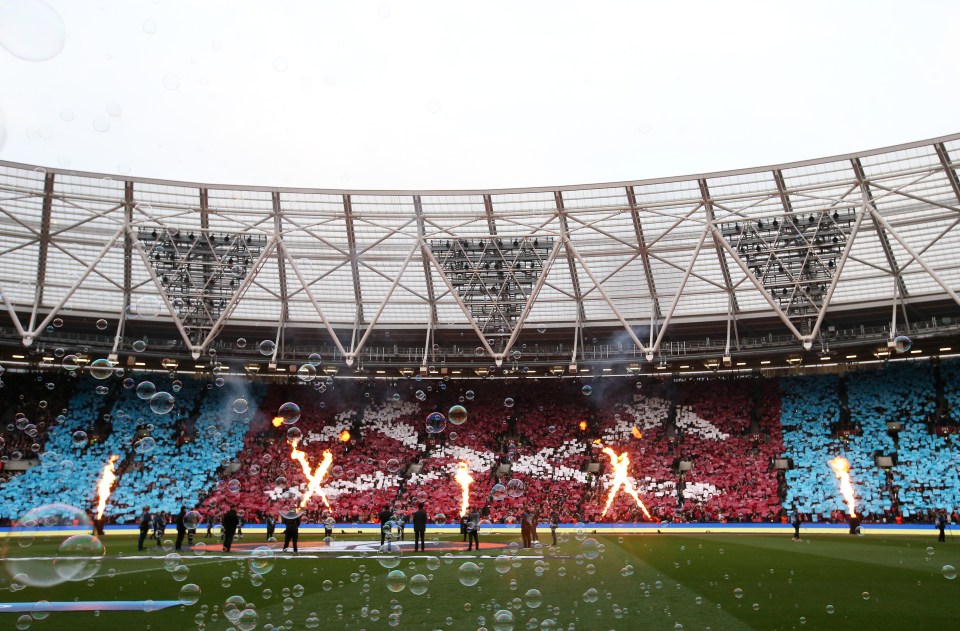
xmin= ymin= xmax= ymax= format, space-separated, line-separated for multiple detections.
xmin=53 ymin=534 xmax=104 ymax=582
xmin=386 ymin=458 xmax=400 ymax=473
xmin=425 ymin=412 xmax=446 ymax=433
xmin=491 ymin=483 xmax=507 ymax=501
xmin=581 ymin=384 xmax=593 ymax=396
xmin=149 ymin=391 xmax=175 ymax=414
xmin=5 ymin=504 xmax=95 ymax=587
xmin=277 ymin=402 xmax=301 ymax=425
xmin=88 ymin=358 xmax=114 ymax=380
xmin=135 ymin=380 xmax=156 ymax=400
xmin=504 ymin=397 xmax=515 ymax=408
xmin=0 ymin=0 xmax=66 ymax=61
xmin=61 ymin=355 xmax=80 ymax=371
xmin=285 ymin=427 xmax=302 ymax=444
xmin=71 ymin=430 xmax=87 ymax=447
xmin=259 ymin=339 xmax=276 ymax=356
xmin=506 ymin=479 xmax=525 ymax=498
xmin=232 ymin=398 xmax=249 ymax=414
xmin=893 ymin=335 xmax=912 ymax=353
xmin=492 ymin=609 xmax=515 ymax=630
xmin=943 ymin=564 xmax=957 ymax=580
xmin=465 ymin=390 xmax=475 ymax=401
xmin=132 ymin=340 xmax=147 ymax=353
xmin=409 ymin=573 xmax=429 ymax=595
xmin=179 ymin=583 xmax=201 ymax=605
xmin=136 ymin=296 xmax=163 ymax=318
xmin=183 ymin=511 xmax=202 ymax=530
xmin=458 ymin=561 xmax=481 ymax=587
xmin=297 ymin=364 xmax=316 ymax=382
xmin=249 ymin=546 xmax=276 ymax=575
xmin=135 ymin=436 xmax=156 ymax=454
xmin=385 ymin=569 xmax=407 ymax=592
xmin=448 ymin=405 xmax=468 ymax=425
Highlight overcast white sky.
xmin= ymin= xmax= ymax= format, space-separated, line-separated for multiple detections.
xmin=0 ymin=0 xmax=957 ymax=190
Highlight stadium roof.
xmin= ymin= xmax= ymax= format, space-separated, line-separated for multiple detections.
xmin=0 ymin=133 xmax=959 ymax=373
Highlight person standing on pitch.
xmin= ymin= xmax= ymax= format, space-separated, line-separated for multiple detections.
xmin=466 ymin=506 xmax=480 ymax=551
xmin=137 ymin=506 xmax=152 ymax=551
xmin=379 ymin=504 xmax=394 ymax=546
xmin=791 ymin=507 xmax=802 ymax=542
xmin=520 ymin=507 xmax=533 ymax=549
xmin=549 ymin=509 xmax=560 ymax=546
xmin=265 ymin=513 xmax=276 ymax=541
xmin=282 ymin=513 xmax=301 ymax=554
xmin=174 ymin=506 xmax=187 ymax=551
xmin=412 ymin=502 xmax=428 ymax=551
xmin=152 ymin=510 xmax=166 ymax=549
xmin=460 ymin=511 xmax=470 ymax=542
xmin=395 ymin=508 xmax=405 ymax=541
xmin=221 ymin=506 xmax=240 ymax=552
xmin=936 ymin=509 xmax=948 ymax=542
xmin=205 ymin=513 xmax=214 ymax=538
xmin=323 ymin=514 xmax=335 ymax=540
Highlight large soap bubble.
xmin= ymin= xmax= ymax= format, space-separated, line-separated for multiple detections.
xmin=425 ymin=412 xmax=447 ymax=434
xmin=448 ymin=405 xmax=468 ymax=425
xmin=277 ymin=402 xmax=301 ymax=425
xmin=4 ymin=504 xmax=96 ymax=587
xmin=0 ymin=0 xmax=66 ymax=62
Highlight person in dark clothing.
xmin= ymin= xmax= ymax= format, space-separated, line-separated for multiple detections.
xmin=936 ymin=510 xmax=948 ymax=542
xmin=379 ymin=504 xmax=393 ymax=546
xmin=549 ymin=509 xmax=560 ymax=546
xmin=265 ymin=514 xmax=276 ymax=541
xmin=460 ymin=512 xmax=470 ymax=542
xmin=520 ymin=508 xmax=533 ymax=549
xmin=222 ymin=507 xmax=240 ymax=552
xmin=395 ymin=510 xmax=405 ymax=541
xmin=175 ymin=507 xmax=187 ymax=551
xmin=205 ymin=514 xmax=214 ymax=538
xmin=466 ymin=506 xmax=480 ymax=551
xmin=152 ymin=511 xmax=166 ymax=549
xmin=790 ymin=507 xmax=801 ymax=542
xmin=282 ymin=513 xmax=301 ymax=553
xmin=322 ymin=514 xmax=335 ymax=540
xmin=412 ymin=502 xmax=428 ymax=551
xmin=137 ymin=506 xmax=152 ymax=551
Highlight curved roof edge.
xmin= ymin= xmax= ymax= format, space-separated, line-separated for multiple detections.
xmin=1 ymin=133 xmax=958 ymax=196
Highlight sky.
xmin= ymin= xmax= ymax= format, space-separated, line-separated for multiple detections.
xmin=0 ymin=0 xmax=957 ymax=191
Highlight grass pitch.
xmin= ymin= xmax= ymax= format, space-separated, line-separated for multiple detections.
xmin=1 ymin=530 xmax=958 ymax=630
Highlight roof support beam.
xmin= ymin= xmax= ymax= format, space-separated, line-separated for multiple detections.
xmin=29 ymin=171 xmax=54 ymax=332
xmin=852 ymin=158 xmax=910 ymax=302
xmin=700 ymin=178 xmax=740 ymax=315
xmin=199 ymin=188 xmax=210 ymax=232
xmin=271 ymin=192 xmax=288 ymax=364
xmin=111 ymin=181 xmax=134 ymax=359
xmin=413 ymin=196 xmax=438 ymax=326
xmin=343 ymin=194 xmax=365 ymax=325
xmin=555 ymin=192 xmax=586 ymax=325
xmin=935 ymin=142 xmax=960 ymax=206
xmin=625 ymin=186 xmax=662 ymax=321
xmin=484 ymin=194 xmax=498 ymax=236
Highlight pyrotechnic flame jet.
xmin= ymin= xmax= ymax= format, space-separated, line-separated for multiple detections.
xmin=601 ymin=446 xmax=653 ymax=520
xmin=454 ymin=462 xmax=473 ymax=517
xmin=829 ymin=457 xmax=857 ymax=517
xmin=96 ymin=455 xmax=119 ymax=520
xmin=272 ymin=416 xmax=284 ymax=427
xmin=290 ymin=439 xmax=334 ymax=510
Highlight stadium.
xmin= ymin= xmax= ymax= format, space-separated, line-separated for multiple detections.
xmin=1 ymin=3 xmax=959 ymax=631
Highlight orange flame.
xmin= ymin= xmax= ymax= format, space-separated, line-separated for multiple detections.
xmin=601 ymin=446 xmax=652 ymax=520
xmin=96 ymin=455 xmax=119 ymax=520
xmin=631 ymin=426 xmax=643 ymax=439
xmin=454 ymin=462 xmax=474 ymax=517
xmin=579 ymin=420 xmax=587 ymax=431
xmin=829 ymin=457 xmax=857 ymax=517
xmin=339 ymin=430 xmax=351 ymax=442
xmin=290 ymin=440 xmax=334 ymax=510
xmin=592 ymin=438 xmax=602 ymax=446
xmin=271 ymin=416 xmax=284 ymax=427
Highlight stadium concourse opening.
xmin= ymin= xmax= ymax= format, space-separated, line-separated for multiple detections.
xmin=1 ymin=135 xmax=960 ymax=629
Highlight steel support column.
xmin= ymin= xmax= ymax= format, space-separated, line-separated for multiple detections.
xmin=700 ymin=179 xmax=740 ymax=353
xmin=30 ymin=171 xmax=54 ymax=331
xmin=272 ymin=192 xmax=288 ymax=364
xmin=343 ymin=194 xmax=365 ymax=326
xmin=413 ymin=196 xmax=438 ymax=326
xmin=852 ymin=158 xmax=909 ymax=303
xmin=625 ymin=186 xmax=662 ymax=321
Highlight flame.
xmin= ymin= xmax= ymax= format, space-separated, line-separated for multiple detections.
xmin=454 ymin=462 xmax=474 ymax=517
xmin=829 ymin=457 xmax=857 ymax=517
xmin=272 ymin=416 xmax=284 ymax=427
xmin=601 ymin=446 xmax=652 ymax=520
xmin=96 ymin=455 xmax=119 ymax=520
xmin=290 ymin=440 xmax=334 ymax=510
xmin=579 ymin=421 xmax=587 ymax=431
xmin=631 ymin=426 xmax=643 ymax=439
xmin=592 ymin=438 xmax=602 ymax=446
xmin=339 ymin=430 xmax=351 ymax=442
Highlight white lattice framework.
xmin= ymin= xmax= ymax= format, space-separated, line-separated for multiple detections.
xmin=0 ymin=134 xmax=958 ymax=365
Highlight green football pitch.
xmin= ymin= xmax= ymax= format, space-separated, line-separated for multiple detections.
xmin=1 ymin=532 xmax=958 ymax=630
